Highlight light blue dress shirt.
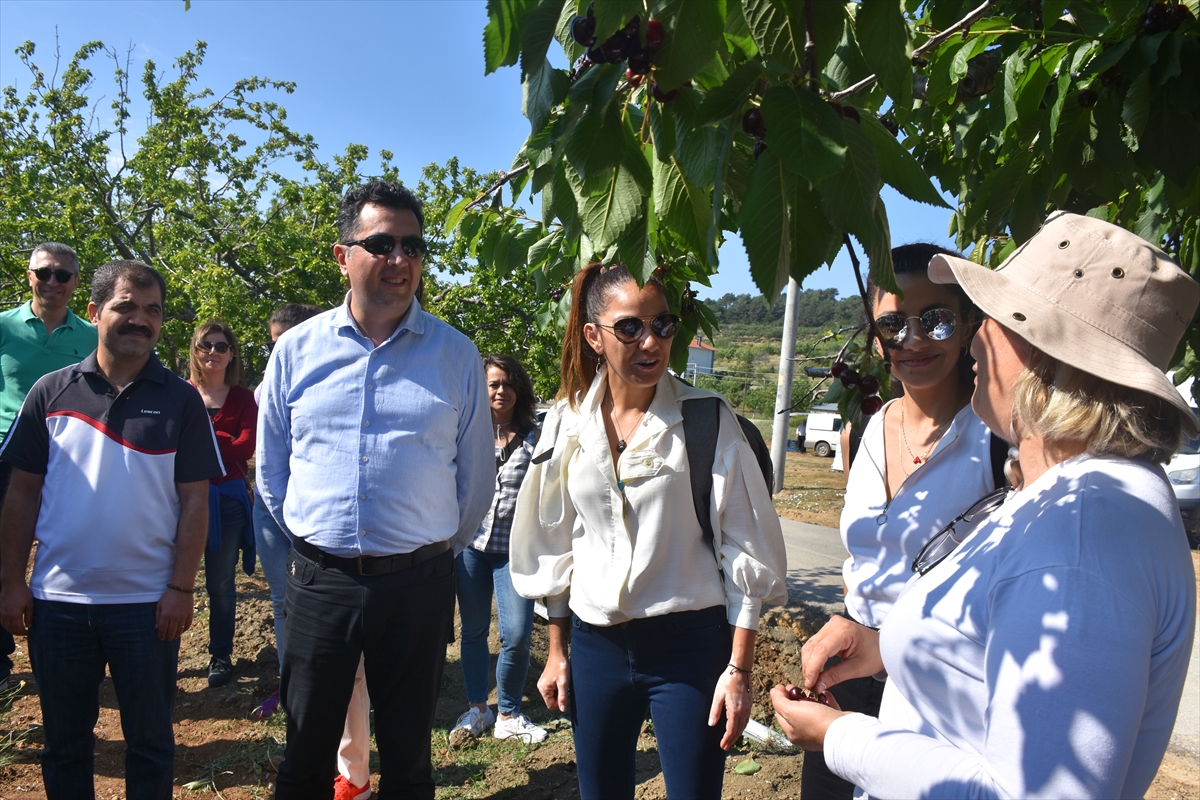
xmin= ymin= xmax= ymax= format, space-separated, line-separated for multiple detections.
xmin=257 ymin=295 xmax=495 ymax=557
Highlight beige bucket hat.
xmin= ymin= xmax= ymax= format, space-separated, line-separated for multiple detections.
xmin=929 ymin=210 xmax=1200 ymax=437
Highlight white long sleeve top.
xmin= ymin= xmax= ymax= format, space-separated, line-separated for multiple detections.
xmin=841 ymin=401 xmax=995 ymax=627
xmin=509 ymin=371 xmax=788 ymax=630
xmin=825 ymin=454 xmax=1196 ymax=799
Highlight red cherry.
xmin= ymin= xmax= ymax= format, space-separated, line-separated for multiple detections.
xmin=786 ymin=686 xmax=802 ymax=701
xmin=861 ymin=395 xmax=884 ymax=416
xmin=839 ymin=369 xmax=860 ymax=389
xmin=830 ymin=361 xmax=847 ymax=378
xmin=651 ymin=82 xmax=678 ymax=103
xmin=859 ymin=375 xmax=880 ymax=396
xmin=646 ymin=19 xmax=664 ymax=47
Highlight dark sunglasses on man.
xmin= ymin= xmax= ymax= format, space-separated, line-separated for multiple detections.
xmin=595 ymin=313 xmax=680 ymax=344
xmin=342 ymin=233 xmax=428 ymax=259
xmin=196 ymin=341 xmax=234 ymax=355
xmin=874 ymin=308 xmax=956 ymax=346
xmin=30 ymin=267 xmax=77 ymax=284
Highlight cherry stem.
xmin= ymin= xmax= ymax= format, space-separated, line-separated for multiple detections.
xmin=843 ymin=233 xmax=891 ymax=374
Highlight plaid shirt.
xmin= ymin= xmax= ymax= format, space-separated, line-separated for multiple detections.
xmin=470 ymin=425 xmax=539 ymax=554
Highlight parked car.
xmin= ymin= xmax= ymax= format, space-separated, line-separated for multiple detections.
xmin=805 ymin=403 xmax=842 ymax=458
xmin=1166 ymin=377 xmax=1200 ymax=547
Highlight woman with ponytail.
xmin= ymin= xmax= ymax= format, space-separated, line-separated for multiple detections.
xmin=510 ymin=262 xmax=788 ymax=800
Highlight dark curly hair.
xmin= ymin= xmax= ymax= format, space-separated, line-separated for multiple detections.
xmin=484 ymin=354 xmax=538 ymax=435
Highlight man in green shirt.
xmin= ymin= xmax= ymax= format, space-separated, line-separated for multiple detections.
xmin=0 ymin=241 xmax=97 ymax=688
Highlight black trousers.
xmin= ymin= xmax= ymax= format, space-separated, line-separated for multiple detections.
xmin=274 ymin=545 xmax=455 ymax=800
xmin=0 ymin=462 xmax=16 ymax=676
xmin=799 ymin=670 xmax=886 ymax=799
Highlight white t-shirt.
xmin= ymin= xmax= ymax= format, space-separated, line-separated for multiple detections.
xmin=841 ymin=401 xmax=995 ymax=627
xmin=510 ymin=371 xmax=788 ymax=630
xmin=826 ymin=454 xmax=1196 ymax=799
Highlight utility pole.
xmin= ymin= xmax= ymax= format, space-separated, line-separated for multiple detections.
xmin=769 ymin=277 xmax=801 ymax=494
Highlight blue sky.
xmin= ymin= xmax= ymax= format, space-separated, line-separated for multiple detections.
xmin=0 ymin=0 xmax=959 ymax=301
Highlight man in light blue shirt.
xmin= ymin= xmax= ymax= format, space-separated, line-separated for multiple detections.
xmin=258 ymin=180 xmax=493 ymax=799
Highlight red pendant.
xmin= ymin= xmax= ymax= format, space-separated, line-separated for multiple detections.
xmin=913 ymin=457 xmax=922 ymax=464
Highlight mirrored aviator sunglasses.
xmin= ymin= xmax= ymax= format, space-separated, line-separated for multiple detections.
xmin=343 ymin=233 xmax=427 ymax=259
xmin=599 ymin=313 xmax=680 ymax=343
xmin=874 ymin=308 xmax=956 ymax=345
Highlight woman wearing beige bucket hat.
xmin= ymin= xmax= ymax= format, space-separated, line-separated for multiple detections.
xmin=772 ymin=211 xmax=1198 ymax=798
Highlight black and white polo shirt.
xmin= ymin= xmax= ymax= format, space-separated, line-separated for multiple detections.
xmin=0 ymin=352 xmax=224 ymax=604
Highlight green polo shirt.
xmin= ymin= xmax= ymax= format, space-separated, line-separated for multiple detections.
xmin=0 ymin=301 xmax=98 ymax=439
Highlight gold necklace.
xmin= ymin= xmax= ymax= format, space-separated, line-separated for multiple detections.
xmin=899 ymin=402 xmax=950 ymax=476
xmin=607 ymin=395 xmax=648 ymax=453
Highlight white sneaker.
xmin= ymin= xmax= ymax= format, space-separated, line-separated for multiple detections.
xmin=452 ymin=705 xmax=496 ymax=738
xmin=493 ymin=712 xmax=548 ymax=743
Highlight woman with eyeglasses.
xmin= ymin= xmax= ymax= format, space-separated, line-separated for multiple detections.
xmin=796 ymin=243 xmax=1002 ymax=798
xmin=510 ymin=262 xmax=787 ymax=800
xmin=187 ymin=320 xmax=257 ymax=689
xmin=772 ymin=213 xmax=1197 ymax=799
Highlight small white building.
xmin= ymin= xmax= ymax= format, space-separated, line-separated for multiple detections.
xmin=687 ymin=337 xmax=716 ymax=375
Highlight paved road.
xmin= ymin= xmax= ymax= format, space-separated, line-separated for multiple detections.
xmin=775 ymin=514 xmax=1200 ymax=757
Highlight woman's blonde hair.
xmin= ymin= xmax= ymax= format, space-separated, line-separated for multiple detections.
xmin=188 ymin=319 xmax=243 ymax=388
xmin=1012 ymin=347 xmax=1187 ymax=463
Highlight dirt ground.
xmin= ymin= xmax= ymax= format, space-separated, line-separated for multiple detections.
xmin=0 ymin=451 xmax=1196 ymax=798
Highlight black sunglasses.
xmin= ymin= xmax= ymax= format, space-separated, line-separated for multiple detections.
xmin=911 ymin=486 xmax=1010 ymax=576
xmin=196 ymin=341 xmax=234 ymax=355
xmin=342 ymin=233 xmax=427 ymax=259
xmin=31 ymin=267 xmax=76 ymax=283
xmin=874 ymin=308 xmax=956 ymax=345
xmin=595 ymin=313 xmax=680 ymax=344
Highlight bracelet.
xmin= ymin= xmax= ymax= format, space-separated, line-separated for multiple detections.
xmin=727 ymin=663 xmax=751 ymax=676
xmin=166 ymin=583 xmax=197 ymax=594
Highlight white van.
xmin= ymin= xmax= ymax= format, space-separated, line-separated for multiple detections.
xmin=804 ymin=403 xmax=842 ymax=458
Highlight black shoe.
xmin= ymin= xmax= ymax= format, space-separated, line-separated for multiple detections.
xmin=207 ymin=656 xmax=233 ymax=688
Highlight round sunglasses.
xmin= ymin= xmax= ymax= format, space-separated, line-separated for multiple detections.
xmin=31 ymin=267 xmax=77 ymax=283
xmin=196 ymin=341 xmax=234 ymax=355
xmin=874 ymin=308 xmax=956 ymax=345
xmin=342 ymin=233 xmax=427 ymax=259
xmin=595 ymin=313 xmax=680 ymax=343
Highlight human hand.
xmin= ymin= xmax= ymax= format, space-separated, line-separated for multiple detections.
xmin=155 ymin=588 xmax=195 ymax=641
xmin=709 ymin=667 xmax=753 ymax=750
xmin=800 ymin=616 xmax=882 ymax=694
xmin=538 ymin=655 xmax=570 ymax=712
xmin=0 ymin=582 xmax=33 ymax=636
xmin=770 ymin=683 xmax=847 ymax=751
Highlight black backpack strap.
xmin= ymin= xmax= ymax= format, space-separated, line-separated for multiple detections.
xmin=989 ymin=431 xmax=1012 ymax=489
xmin=682 ymin=397 xmax=721 ymax=558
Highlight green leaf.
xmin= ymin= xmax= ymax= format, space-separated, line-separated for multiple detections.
xmin=654 ymin=154 xmax=711 ymax=256
xmin=549 ymin=159 xmax=581 ymax=239
xmin=675 ymin=124 xmax=719 ymax=188
xmin=445 ymin=196 xmax=473 ymax=234
xmin=522 ymin=59 xmax=569 ymax=134
xmin=649 ymin=100 xmax=678 ymax=162
xmin=856 ymin=0 xmax=911 ymax=109
xmin=552 ymin=0 xmax=585 ymax=62
xmin=825 ymin=17 xmax=874 ymax=95
xmin=734 ymin=756 xmax=762 ymax=776
xmin=923 ymin=39 xmax=967 ymax=106
xmin=1012 ymin=45 xmax=1066 ymax=141
xmin=789 ymin=180 xmax=838 ymax=283
xmin=760 ymin=86 xmax=847 ymax=186
xmin=654 ymin=0 xmax=728 ymax=90
xmin=484 ymin=0 xmax=536 ymax=74
xmin=860 ymin=115 xmax=948 ymax=208
xmin=694 ymin=63 xmax=764 ymax=128
xmin=818 ymin=119 xmax=883 ymax=261
xmin=519 ymin=0 xmax=567 ymax=79
xmin=740 ymin=149 xmax=792 ymax=297
xmin=984 ymin=149 xmax=1034 ymax=235
xmin=578 ymin=161 xmax=645 ymax=250
xmin=859 ymin=200 xmax=895 ymax=296
xmin=617 ymin=210 xmax=655 ymax=284
xmin=742 ymin=0 xmax=805 ymax=71
xmin=563 ymin=68 xmax=625 ymax=180
xmin=590 ymin=0 xmax=643 ymax=47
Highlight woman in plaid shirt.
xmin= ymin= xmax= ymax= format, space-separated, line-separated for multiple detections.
xmin=450 ymin=354 xmax=548 ymax=745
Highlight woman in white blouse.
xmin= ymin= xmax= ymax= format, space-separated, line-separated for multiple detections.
xmin=773 ymin=212 xmax=1197 ymax=799
xmin=510 ymin=262 xmax=787 ymax=800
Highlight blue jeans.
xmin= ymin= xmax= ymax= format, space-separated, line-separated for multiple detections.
xmin=206 ymin=494 xmax=248 ymax=658
xmin=569 ymin=606 xmax=730 ymax=800
xmin=253 ymin=498 xmax=291 ymax=674
xmin=28 ymin=599 xmax=179 ymax=800
xmin=455 ymin=548 xmax=535 ymax=715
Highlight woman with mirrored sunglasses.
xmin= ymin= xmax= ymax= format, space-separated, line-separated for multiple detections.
xmin=187 ymin=320 xmax=257 ymax=690
xmin=791 ymin=243 xmax=1006 ymax=800
xmin=509 ymin=262 xmax=787 ymax=800
xmin=774 ymin=213 xmax=1198 ymax=799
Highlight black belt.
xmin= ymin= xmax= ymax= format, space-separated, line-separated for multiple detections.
xmin=292 ymin=537 xmax=450 ymax=576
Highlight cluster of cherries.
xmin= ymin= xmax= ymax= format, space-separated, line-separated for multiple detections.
xmin=571 ymin=6 xmax=677 ymax=98
xmin=742 ymin=107 xmax=768 ymax=160
xmin=831 ymin=361 xmax=884 ymax=415
xmin=785 ymin=685 xmax=829 ymax=704
xmin=1142 ymin=1 xmax=1193 ymax=34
